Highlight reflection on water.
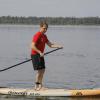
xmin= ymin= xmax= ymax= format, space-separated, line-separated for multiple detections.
xmin=0 ymin=96 xmax=100 ymax=100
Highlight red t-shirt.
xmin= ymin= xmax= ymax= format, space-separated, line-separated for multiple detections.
xmin=31 ymin=31 xmax=48 ymax=55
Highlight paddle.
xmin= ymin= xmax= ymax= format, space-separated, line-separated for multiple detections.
xmin=0 ymin=48 xmax=63 ymax=72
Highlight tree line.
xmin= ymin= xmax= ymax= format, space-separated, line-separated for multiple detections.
xmin=0 ymin=16 xmax=100 ymax=25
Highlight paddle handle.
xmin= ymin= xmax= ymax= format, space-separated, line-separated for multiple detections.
xmin=0 ymin=48 xmax=63 ymax=72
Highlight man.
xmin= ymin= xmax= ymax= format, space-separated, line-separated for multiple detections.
xmin=31 ymin=21 xmax=62 ymax=91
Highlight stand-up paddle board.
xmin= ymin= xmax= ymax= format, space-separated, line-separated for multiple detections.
xmin=0 ymin=87 xmax=100 ymax=97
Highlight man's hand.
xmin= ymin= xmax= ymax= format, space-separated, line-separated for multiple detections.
xmin=57 ymin=45 xmax=63 ymax=49
xmin=39 ymin=52 xmax=44 ymax=57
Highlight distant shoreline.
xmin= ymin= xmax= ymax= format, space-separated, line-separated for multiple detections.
xmin=0 ymin=16 xmax=100 ymax=25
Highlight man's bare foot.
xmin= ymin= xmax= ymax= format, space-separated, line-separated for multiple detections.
xmin=41 ymin=87 xmax=48 ymax=90
xmin=35 ymin=82 xmax=42 ymax=91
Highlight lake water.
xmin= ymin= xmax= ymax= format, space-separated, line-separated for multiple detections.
xmin=0 ymin=25 xmax=100 ymax=100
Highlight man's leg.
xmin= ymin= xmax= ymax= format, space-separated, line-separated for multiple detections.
xmin=35 ymin=69 xmax=45 ymax=90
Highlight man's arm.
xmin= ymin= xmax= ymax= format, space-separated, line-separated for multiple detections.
xmin=47 ymin=40 xmax=63 ymax=48
xmin=31 ymin=42 xmax=44 ymax=56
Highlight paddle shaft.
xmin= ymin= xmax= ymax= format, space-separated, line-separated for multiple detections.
xmin=0 ymin=48 xmax=62 ymax=72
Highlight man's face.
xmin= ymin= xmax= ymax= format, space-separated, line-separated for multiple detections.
xmin=40 ymin=25 xmax=48 ymax=33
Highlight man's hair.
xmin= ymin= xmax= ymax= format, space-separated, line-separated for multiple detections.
xmin=40 ymin=21 xmax=48 ymax=28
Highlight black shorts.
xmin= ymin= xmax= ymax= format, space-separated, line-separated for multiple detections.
xmin=31 ymin=54 xmax=45 ymax=70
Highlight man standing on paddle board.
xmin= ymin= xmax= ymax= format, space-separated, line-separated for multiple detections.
xmin=31 ymin=21 xmax=62 ymax=90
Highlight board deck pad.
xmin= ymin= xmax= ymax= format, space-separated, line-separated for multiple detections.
xmin=0 ymin=87 xmax=100 ymax=97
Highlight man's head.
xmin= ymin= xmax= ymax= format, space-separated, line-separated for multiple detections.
xmin=40 ymin=21 xmax=48 ymax=33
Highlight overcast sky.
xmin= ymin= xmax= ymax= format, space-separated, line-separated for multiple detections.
xmin=0 ymin=0 xmax=100 ymax=17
